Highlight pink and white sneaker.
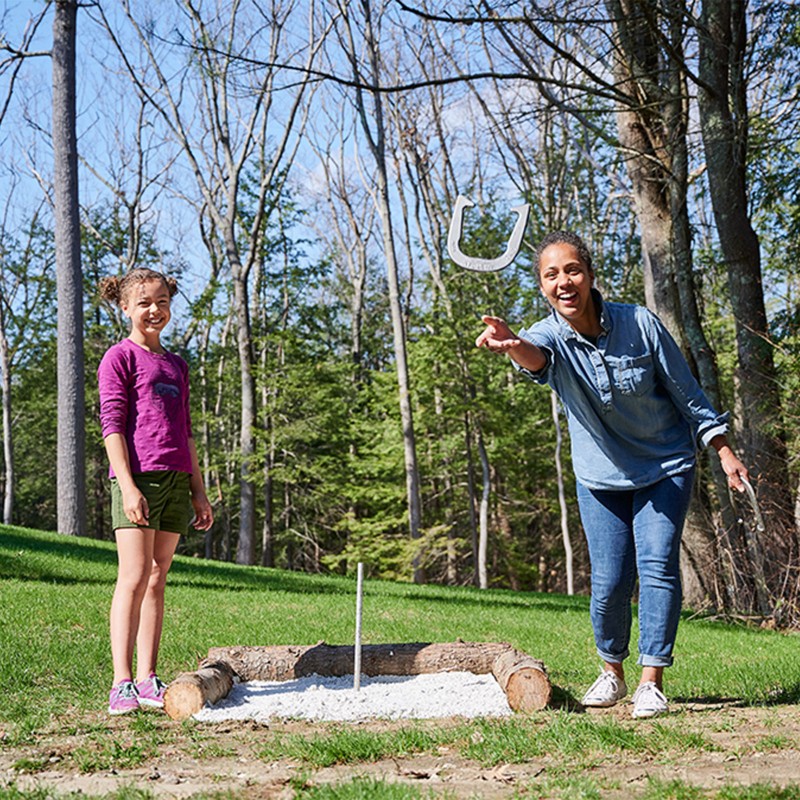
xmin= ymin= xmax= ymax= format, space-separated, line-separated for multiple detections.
xmin=135 ymin=673 xmax=167 ymax=708
xmin=108 ymin=680 xmax=139 ymax=715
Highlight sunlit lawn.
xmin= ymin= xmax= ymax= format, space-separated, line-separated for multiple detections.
xmin=2 ymin=523 xmax=799 ymax=744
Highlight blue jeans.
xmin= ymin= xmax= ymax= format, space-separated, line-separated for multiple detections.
xmin=576 ymin=468 xmax=695 ymax=668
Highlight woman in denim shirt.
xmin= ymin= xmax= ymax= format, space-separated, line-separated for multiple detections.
xmin=476 ymin=231 xmax=749 ymax=719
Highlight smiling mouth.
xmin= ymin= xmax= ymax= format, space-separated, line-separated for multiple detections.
xmin=558 ymin=292 xmax=579 ymax=304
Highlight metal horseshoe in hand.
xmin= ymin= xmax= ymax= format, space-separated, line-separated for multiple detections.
xmin=447 ymin=195 xmax=530 ymax=272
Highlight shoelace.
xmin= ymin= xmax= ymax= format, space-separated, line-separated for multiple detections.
xmin=594 ymin=672 xmax=620 ymax=690
xmin=586 ymin=671 xmax=622 ymax=699
xmin=116 ymin=682 xmax=138 ymax=699
xmin=633 ymin=682 xmax=666 ymax=708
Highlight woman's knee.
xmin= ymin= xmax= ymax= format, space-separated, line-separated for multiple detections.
xmin=591 ymin=559 xmax=637 ymax=605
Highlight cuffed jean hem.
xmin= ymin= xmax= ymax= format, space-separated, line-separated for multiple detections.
xmin=597 ymin=649 xmax=629 ymax=664
xmin=638 ymin=654 xmax=674 ymax=668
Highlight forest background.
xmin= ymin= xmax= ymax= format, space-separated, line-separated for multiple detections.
xmin=1 ymin=0 xmax=798 ymax=622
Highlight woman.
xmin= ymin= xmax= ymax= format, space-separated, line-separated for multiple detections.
xmin=476 ymin=231 xmax=748 ymax=718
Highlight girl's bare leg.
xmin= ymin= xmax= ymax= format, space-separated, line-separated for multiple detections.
xmin=135 ymin=530 xmax=180 ymax=682
xmin=110 ymin=528 xmax=155 ymax=685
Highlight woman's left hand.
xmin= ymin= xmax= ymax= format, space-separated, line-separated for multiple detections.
xmin=709 ymin=434 xmax=749 ymax=492
xmin=718 ymin=446 xmax=749 ymax=493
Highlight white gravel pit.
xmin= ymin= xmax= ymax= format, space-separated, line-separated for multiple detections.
xmin=193 ymin=671 xmax=513 ymax=722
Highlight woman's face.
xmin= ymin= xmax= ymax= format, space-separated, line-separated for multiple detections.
xmin=538 ymin=242 xmax=596 ymax=332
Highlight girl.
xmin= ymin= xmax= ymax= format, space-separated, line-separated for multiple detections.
xmin=98 ymin=268 xmax=213 ymax=714
xmin=476 ymin=231 xmax=749 ymax=719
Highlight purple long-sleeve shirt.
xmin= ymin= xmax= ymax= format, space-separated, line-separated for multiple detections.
xmin=98 ymin=338 xmax=194 ymax=477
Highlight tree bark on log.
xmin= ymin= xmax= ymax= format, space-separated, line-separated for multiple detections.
xmin=490 ymin=648 xmax=553 ymax=712
xmin=163 ymin=661 xmax=235 ymax=721
xmin=160 ymin=641 xmax=552 ymax=720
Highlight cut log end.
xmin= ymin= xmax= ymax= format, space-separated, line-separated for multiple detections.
xmin=503 ymin=667 xmax=553 ymax=712
xmin=490 ymin=649 xmax=552 ymax=712
xmin=164 ymin=661 xmax=235 ymax=721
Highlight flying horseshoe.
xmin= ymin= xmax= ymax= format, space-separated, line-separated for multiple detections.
xmin=447 ymin=195 xmax=531 ymax=272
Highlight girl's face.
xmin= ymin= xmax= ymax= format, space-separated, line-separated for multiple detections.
xmin=538 ymin=243 xmax=596 ymax=332
xmin=121 ymin=279 xmax=172 ymax=340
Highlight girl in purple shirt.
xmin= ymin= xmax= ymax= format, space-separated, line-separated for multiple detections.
xmin=98 ymin=268 xmax=213 ymax=715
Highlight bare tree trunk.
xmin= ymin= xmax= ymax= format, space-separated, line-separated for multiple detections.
xmin=551 ymin=392 xmax=574 ymax=595
xmin=0 ymin=312 xmax=13 ymax=524
xmin=198 ymin=322 xmax=214 ymax=560
xmin=261 ymin=347 xmax=275 ymax=568
xmin=464 ymin=412 xmax=480 ymax=586
xmin=607 ymin=0 xmax=683 ymax=338
xmin=697 ymin=0 xmax=795 ymax=549
xmin=338 ymin=0 xmax=424 ymax=581
xmin=476 ymin=426 xmax=490 ymax=590
xmin=605 ymin=0 xmax=742 ymax=610
xmin=52 ymin=0 xmax=85 ymax=537
xmin=231 ymin=267 xmax=256 ymax=565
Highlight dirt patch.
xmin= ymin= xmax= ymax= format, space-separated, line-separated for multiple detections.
xmin=3 ymin=703 xmax=800 ymax=798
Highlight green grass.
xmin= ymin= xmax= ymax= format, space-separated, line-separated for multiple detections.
xmin=638 ymin=783 xmax=800 ymax=800
xmin=4 ymin=783 xmax=800 ymax=800
xmin=257 ymin=723 xmax=461 ymax=767
xmin=2 ymin=523 xmax=800 ymax=741
xmin=291 ymin=776 xmax=459 ymax=799
xmin=0 ymin=789 xmax=157 ymax=800
xmin=254 ymin=712 xmax=716 ymax=771
xmin=3 ymin=523 xmax=800 ymax=799
xmin=461 ymin=714 xmax=715 ymax=765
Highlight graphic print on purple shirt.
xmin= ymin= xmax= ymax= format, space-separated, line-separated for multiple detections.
xmin=98 ymin=338 xmax=194 ymax=477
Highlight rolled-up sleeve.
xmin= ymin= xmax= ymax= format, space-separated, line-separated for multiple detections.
xmin=645 ymin=309 xmax=729 ymax=448
xmin=514 ymin=325 xmax=555 ymax=385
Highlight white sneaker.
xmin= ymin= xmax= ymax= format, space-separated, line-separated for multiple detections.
xmin=581 ymin=671 xmax=628 ymax=707
xmin=631 ymin=681 xmax=668 ymax=719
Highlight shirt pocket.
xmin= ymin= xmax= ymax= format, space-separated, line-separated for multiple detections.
xmin=607 ymin=354 xmax=656 ymax=396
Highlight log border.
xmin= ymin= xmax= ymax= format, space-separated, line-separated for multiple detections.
xmin=164 ymin=640 xmax=551 ymax=721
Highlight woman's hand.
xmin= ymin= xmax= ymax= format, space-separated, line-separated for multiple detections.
xmin=711 ymin=435 xmax=749 ymax=493
xmin=475 ymin=315 xmax=521 ymax=353
xmin=476 ymin=315 xmax=548 ymax=373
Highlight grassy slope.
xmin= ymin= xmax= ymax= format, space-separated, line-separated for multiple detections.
xmin=2 ymin=524 xmax=799 ymax=740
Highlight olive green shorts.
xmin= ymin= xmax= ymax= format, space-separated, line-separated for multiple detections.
xmin=110 ymin=470 xmax=192 ymax=535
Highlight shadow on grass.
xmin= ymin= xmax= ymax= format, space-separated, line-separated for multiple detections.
xmin=0 ymin=525 xmax=342 ymax=594
xmin=549 ymin=683 xmax=585 ymax=712
xmin=673 ymin=682 xmax=800 ymax=707
xmin=391 ymin=588 xmax=589 ymax=615
xmin=0 ymin=525 xmax=591 ymax=614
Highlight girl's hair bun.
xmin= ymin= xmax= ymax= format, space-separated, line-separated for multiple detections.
xmin=99 ymin=268 xmax=179 ymax=306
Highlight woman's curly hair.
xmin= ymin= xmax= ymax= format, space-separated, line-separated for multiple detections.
xmin=534 ymin=231 xmax=593 ymax=273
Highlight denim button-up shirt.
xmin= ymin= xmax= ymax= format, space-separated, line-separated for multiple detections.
xmin=516 ymin=292 xmax=729 ymax=490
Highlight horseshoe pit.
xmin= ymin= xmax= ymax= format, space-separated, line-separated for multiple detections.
xmin=163 ymin=640 xmax=552 ymax=722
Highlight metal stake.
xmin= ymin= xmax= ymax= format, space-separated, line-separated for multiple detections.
xmin=354 ymin=562 xmax=364 ymax=691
